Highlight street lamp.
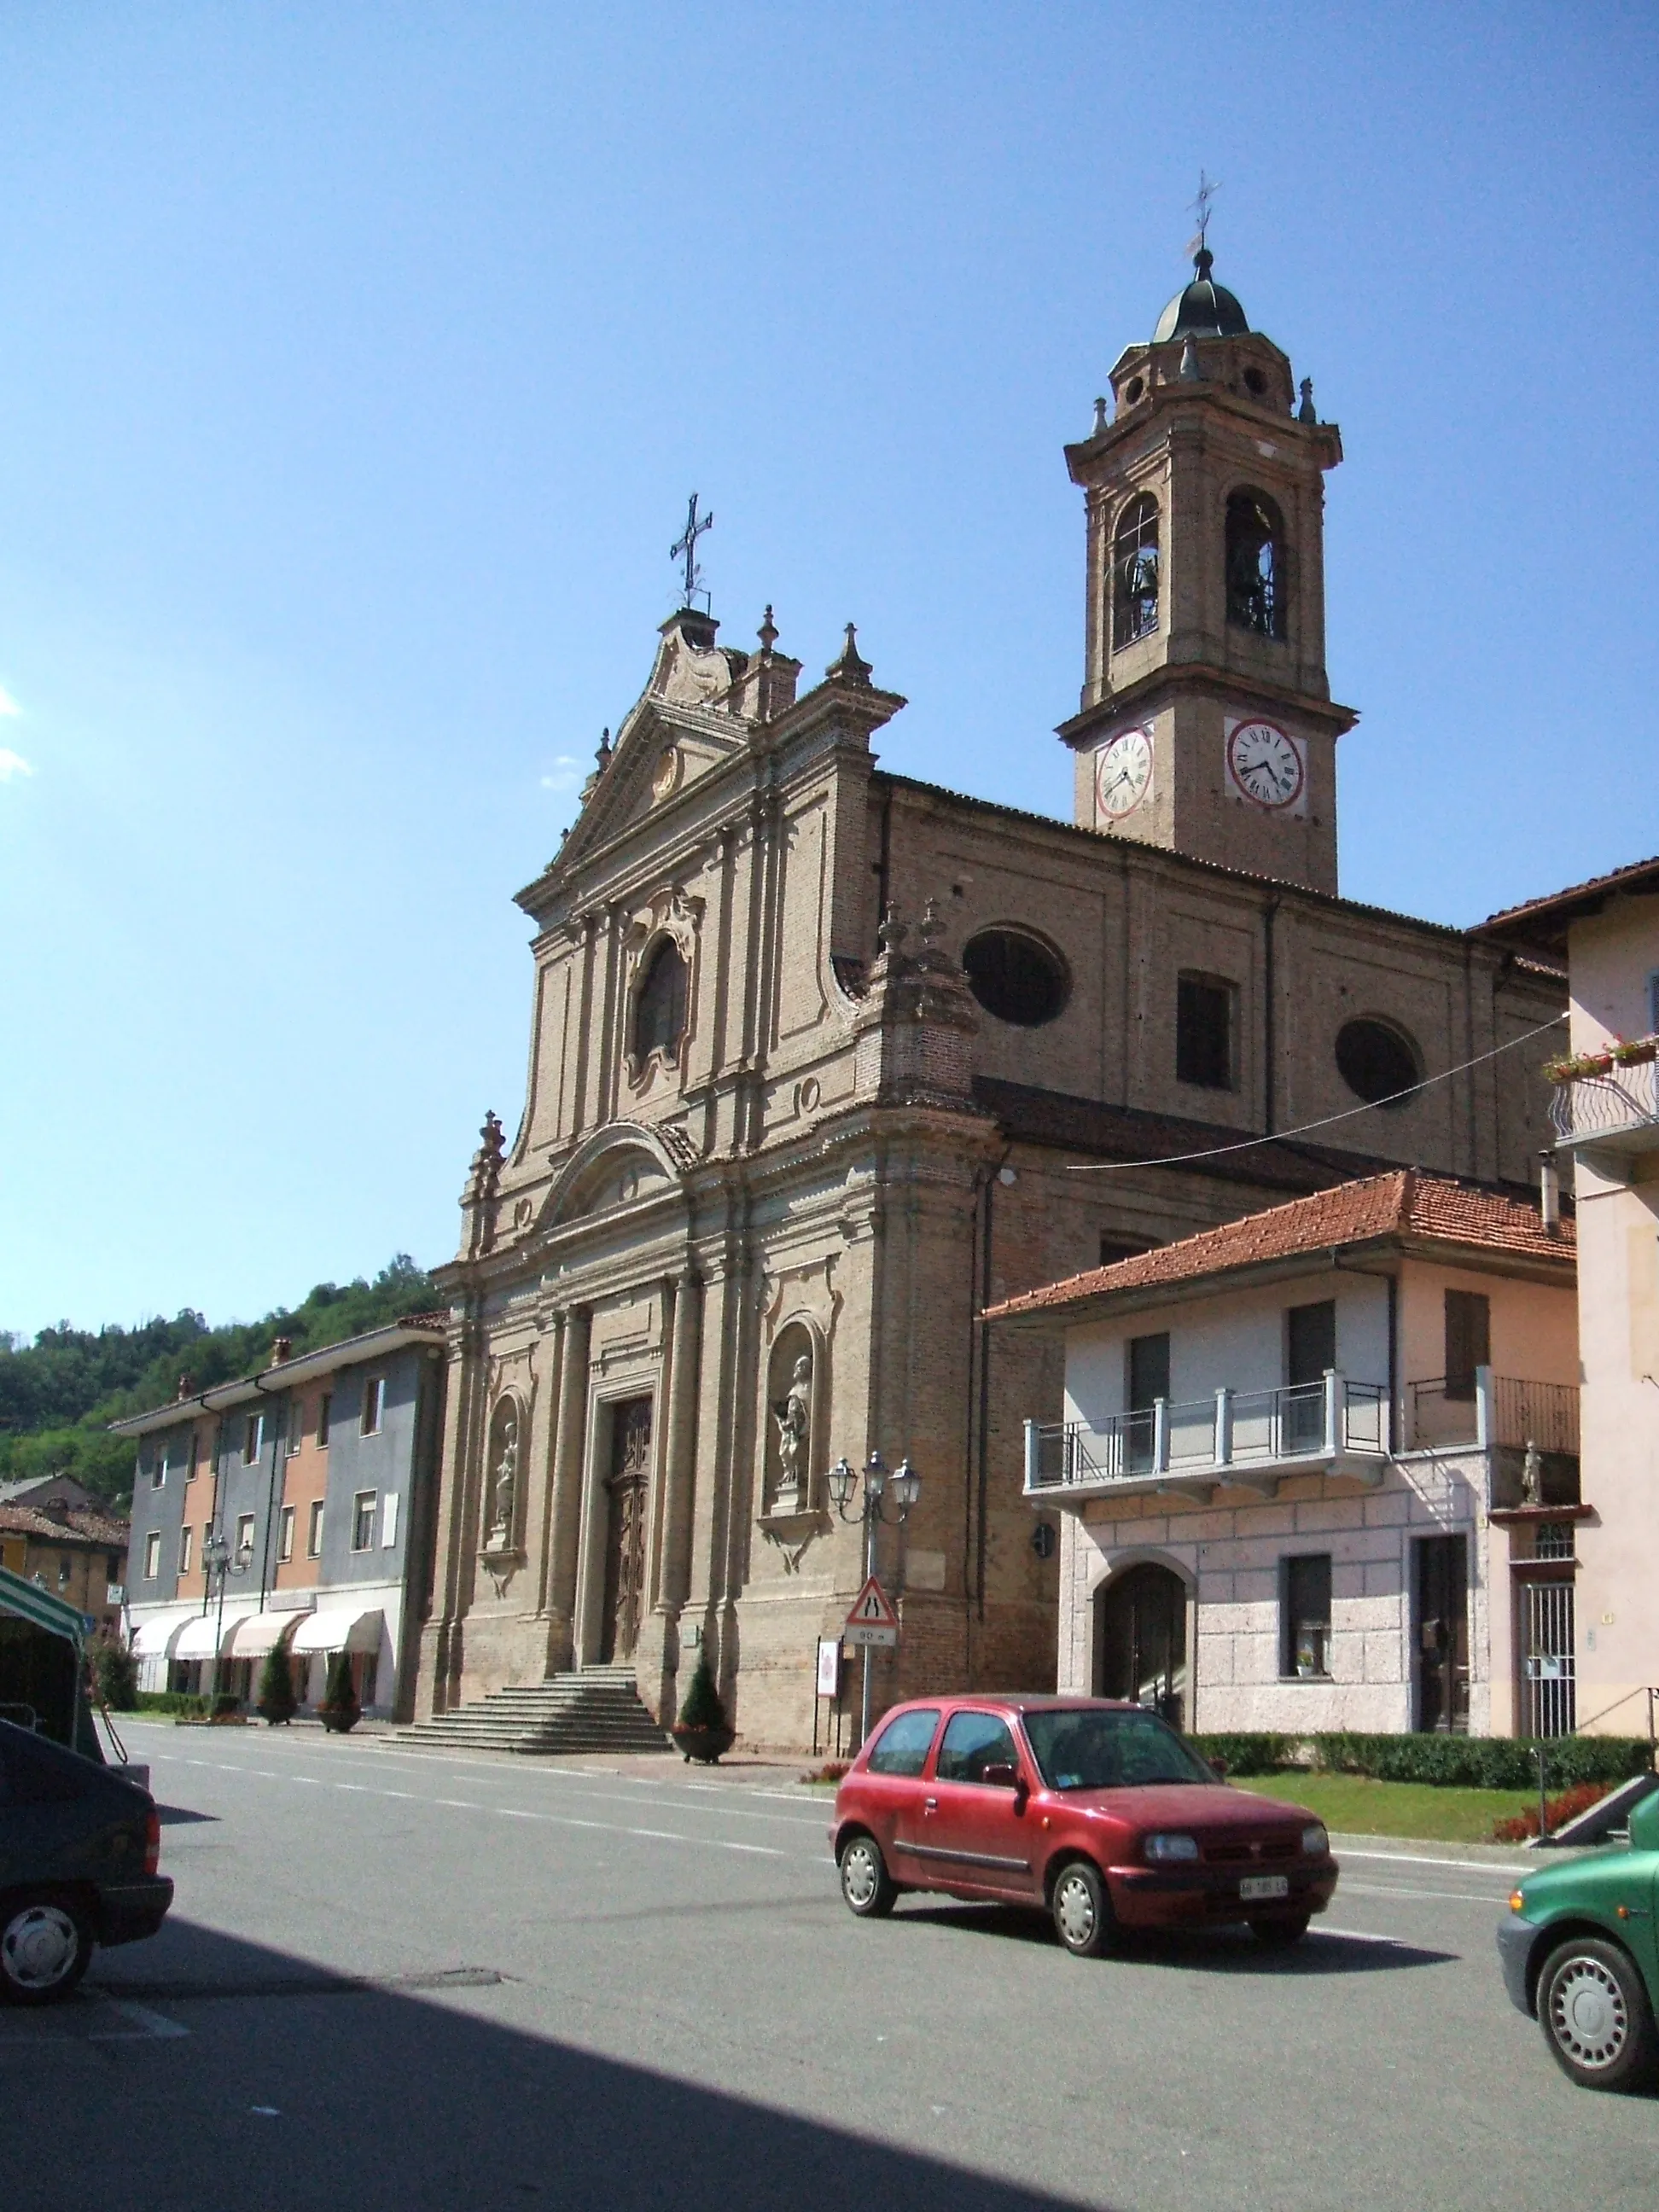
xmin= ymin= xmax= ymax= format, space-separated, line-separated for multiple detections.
xmin=828 ymin=1448 xmax=922 ymax=1745
xmin=201 ymin=1528 xmax=253 ymax=1706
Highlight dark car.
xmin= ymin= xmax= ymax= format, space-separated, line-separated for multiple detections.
xmin=1496 ymin=1783 xmax=1659 ymax=2092
xmin=831 ymin=1695 xmax=1337 ymax=1955
xmin=0 ymin=1715 xmax=172 ymax=2004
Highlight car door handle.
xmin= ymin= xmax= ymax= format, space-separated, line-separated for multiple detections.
xmin=923 ymin=1797 xmax=938 ymax=1815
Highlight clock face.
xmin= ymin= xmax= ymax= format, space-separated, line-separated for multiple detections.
xmin=1096 ymin=727 xmax=1153 ymax=820
xmin=1226 ymin=719 xmax=1305 ymax=809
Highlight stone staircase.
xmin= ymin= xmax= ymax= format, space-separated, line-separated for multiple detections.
xmin=387 ymin=1664 xmax=673 ymax=1757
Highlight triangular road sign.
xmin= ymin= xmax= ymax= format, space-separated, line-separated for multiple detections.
xmin=846 ymin=1575 xmax=898 ymax=1631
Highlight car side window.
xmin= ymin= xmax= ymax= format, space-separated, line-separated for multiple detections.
xmin=866 ymin=1708 xmax=940 ymax=1778
xmin=935 ymin=1711 xmax=1019 ymax=1784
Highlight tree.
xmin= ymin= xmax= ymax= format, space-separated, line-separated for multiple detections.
xmin=89 ymin=1635 xmax=137 ymax=1713
xmin=677 ymin=1652 xmax=727 ymax=1732
xmin=256 ymin=1644 xmax=297 ymax=1726
xmin=320 ymin=1650 xmax=359 ymax=1733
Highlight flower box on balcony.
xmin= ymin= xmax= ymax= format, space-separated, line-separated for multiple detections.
xmin=1546 ymin=1036 xmax=1659 ymax=1084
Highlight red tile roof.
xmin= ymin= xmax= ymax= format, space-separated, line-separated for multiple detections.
xmin=1479 ymin=854 xmax=1659 ymax=955
xmin=0 ymin=1504 xmax=131 ymax=1549
xmin=985 ymin=1170 xmax=1574 ymax=1321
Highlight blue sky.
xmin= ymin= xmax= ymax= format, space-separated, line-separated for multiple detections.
xmin=2 ymin=3 xmax=1655 ymax=1341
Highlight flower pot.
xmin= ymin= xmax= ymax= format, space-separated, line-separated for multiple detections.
xmin=319 ymin=1706 xmax=360 ymax=1735
xmin=672 ymin=1722 xmax=735 ymax=1765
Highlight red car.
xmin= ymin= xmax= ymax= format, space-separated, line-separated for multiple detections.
xmin=830 ymin=1695 xmax=1337 ymax=1956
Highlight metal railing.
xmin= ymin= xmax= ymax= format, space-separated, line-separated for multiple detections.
xmin=1025 ymin=1374 xmax=1388 ymax=1494
xmin=1406 ymin=1372 xmax=1580 ymax=1457
xmin=1549 ymin=1057 xmax=1659 ymax=1144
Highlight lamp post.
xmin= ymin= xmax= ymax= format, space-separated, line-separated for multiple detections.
xmin=201 ymin=1528 xmax=253 ymax=1706
xmin=827 ymin=1450 xmax=922 ymax=1747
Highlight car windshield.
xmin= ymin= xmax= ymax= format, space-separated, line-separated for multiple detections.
xmin=1021 ymin=1708 xmax=1219 ymax=1791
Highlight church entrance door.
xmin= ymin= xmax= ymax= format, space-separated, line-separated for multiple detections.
xmin=1095 ymin=1563 xmax=1189 ymax=1731
xmin=599 ymin=1398 xmax=653 ymax=1665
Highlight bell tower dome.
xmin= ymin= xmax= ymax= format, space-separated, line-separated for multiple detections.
xmin=1059 ymin=250 xmax=1355 ymax=894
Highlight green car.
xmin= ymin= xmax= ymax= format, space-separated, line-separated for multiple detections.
xmin=1498 ymin=1786 xmax=1659 ymax=2092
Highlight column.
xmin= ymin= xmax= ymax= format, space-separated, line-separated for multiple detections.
xmin=657 ymin=1270 xmax=703 ymax=1615
xmin=543 ymin=1305 xmax=591 ymax=1668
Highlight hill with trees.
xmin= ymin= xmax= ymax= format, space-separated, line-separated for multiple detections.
xmin=0 ymin=1255 xmax=440 ymax=1509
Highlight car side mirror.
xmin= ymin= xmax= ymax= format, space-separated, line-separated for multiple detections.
xmin=1208 ymin=1755 xmax=1229 ymax=1780
xmin=981 ymin=1762 xmax=1022 ymax=1791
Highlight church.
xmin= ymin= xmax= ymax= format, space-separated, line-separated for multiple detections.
xmin=413 ymin=247 xmax=1562 ymax=1749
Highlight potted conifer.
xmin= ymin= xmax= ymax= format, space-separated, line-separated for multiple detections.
xmin=256 ymin=1644 xmax=297 ymax=1726
xmin=671 ymin=1653 xmax=736 ymax=1764
xmin=319 ymin=1650 xmax=361 ymax=1735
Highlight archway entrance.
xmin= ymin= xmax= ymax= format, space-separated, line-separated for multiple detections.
xmin=599 ymin=1398 xmax=653 ymax=1665
xmin=1095 ymin=1562 xmax=1189 ymax=1730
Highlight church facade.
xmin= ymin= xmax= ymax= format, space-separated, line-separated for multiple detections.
xmin=416 ymin=253 xmax=1562 ymax=1748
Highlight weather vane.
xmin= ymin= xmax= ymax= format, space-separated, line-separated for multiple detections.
xmin=1186 ymin=169 xmax=1220 ymax=260
xmin=670 ymin=492 xmax=713 ymax=610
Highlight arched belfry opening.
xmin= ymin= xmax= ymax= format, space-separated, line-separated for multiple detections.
xmin=1111 ymin=492 xmax=1160 ymax=650
xmin=1225 ymin=489 xmax=1285 ymax=639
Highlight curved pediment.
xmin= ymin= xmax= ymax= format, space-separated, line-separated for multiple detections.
xmin=540 ymin=1125 xmax=687 ymax=1231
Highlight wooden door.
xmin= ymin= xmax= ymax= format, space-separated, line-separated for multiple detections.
xmin=1414 ymin=1534 xmax=1470 ymax=1733
xmin=1096 ymin=1562 xmax=1188 ymax=1731
xmin=599 ymin=1398 xmax=653 ymax=1664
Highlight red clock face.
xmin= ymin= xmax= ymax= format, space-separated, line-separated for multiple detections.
xmin=1227 ymin=719 xmax=1304 ymax=809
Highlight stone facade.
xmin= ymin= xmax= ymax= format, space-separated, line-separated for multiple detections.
xmin=418 ymin=257 xmax=1564 ymax=1750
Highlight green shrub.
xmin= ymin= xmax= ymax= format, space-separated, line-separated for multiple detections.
xmin=677 ymin=1654 xmax=727 ymax=1732
xmin=1187 ymin=1732 xmax=1289 ymax=1776
xmin=321 ymin=1651 xmax=359 ymax=1725
xmin=90 ymin=1638 xmax=138 ymax=1711
xmin=136 ymin=1689 xmax=208 ymax=1717
xmin=256 ymin=1645 xmax=296 ymax=1726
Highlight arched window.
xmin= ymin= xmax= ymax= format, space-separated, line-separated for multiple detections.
xmin=632 ymin=939 xmax=687 ymax=1062
xmin=1225 ymin=490 xmax=1284 ymax=638
xmin=1111 ymin=493 xmax=1160 ymax=650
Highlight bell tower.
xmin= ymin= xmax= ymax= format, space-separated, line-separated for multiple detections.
xmin=1058 ymin=249 xmax=1355 ymax=894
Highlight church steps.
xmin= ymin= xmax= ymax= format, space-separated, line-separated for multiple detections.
xmin=388 ymin=1664 xmax=673 ymax=1757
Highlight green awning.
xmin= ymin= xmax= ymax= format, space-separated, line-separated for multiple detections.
xmin=0 ymin=1563 xmax=90 ymax=1649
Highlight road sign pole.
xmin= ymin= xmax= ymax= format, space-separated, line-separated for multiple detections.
xmin=859 ymin=1502 xmax=879 ymax=1749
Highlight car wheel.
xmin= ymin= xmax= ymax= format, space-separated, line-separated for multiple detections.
xmin=0 ymin=1895 xmax=93 ymax=2006
xmin=838 ymin=1834 xmax=897 ymax=1919
xmin=1248 ymin=1912 xmax=1311 ymax=1948
xmin=1538 ymin=1936 xmax=1659 ymax=2093
xmin=1051 ymin=1860 xmax=1115 ymax=1959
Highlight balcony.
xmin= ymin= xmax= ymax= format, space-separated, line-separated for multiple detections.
xmin=1549 ymin=1048 xmax=1659 ymax=1174
xmin=1024 ymin=1374 xmax=1389 ymax=1505
xmin=1407 ymin=1371 xmax=1580 ymax=1508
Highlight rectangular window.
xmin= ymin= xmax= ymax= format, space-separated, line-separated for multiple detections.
xmin=380 ymin=1491 xmax=399 ymax=1549
xmin=278 ymin=1505 xmax=294 ymax=1563
xmin=288 ymin=1400 xmax=304 ymax=1456
xmin=143 ymin=1529 xmax=161 ymax=1580
xmin=1444 ymin=1289 xmax=1491 ymax=1402
xmin=352 ymin=1491 xmax=377 ymax=1551
xmin=151 ymin=1446 xmax=167 ymax=1490
xmin=1176 ymin=973 xmax=1237 ymax=1091
xmin=1127 ymin=1331 xmax=1171 ymax=1409
xmin=1286 ymin=1299 xmax=1336 ymax=1452
xmin=317 ymin=1393 xmax=332 ymax=1448
xmin=187 ymin=1432 xmax=199 ymax=1483
xmin=243 ymin=1412 xmax=265 ymax=1465
xmin=361 ymin=1377 xmax=385 ymax=1437
xmin=178 ymin=1526 xmax=193 ymax=1577
xmin=307 ymin=1500 xmax=324 ymax=1558
xmin=236 ymin=1511 xmax=255 ymax=1558
xmin=1282 ymin=1554 xmax=1332 ymax=1678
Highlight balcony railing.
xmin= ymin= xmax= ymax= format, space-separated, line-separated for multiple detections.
xmin=1025 ymin=1374 xmax=1388 ymax=1502
xmin=1406 ymin=1371 xmax=1580 ymax=1456
xmin=1549 ymin=1055 xmax=1659 ymax=1161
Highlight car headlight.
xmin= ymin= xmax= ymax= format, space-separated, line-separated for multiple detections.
xmin=1301 ymin=1824 xmax=1329 ymax=1857
xmin=1143 ymin=1832 xmax=1200 ymax=1863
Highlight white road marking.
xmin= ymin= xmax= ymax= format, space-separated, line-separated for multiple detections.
xmin=1334 ymin=1848 xmax=1528 ymax=1877
xmin=1314 ymin=1926 xmax=1414 ymax=1947
xmin=88 ymin=2000 xmax=190 ymax=2041
xmin=1343 ymin=1881 xmax=1511 ymax=1906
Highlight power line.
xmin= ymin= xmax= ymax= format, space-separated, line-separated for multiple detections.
xmin=1066 ymin=1012 xmax=1568 ymax=1174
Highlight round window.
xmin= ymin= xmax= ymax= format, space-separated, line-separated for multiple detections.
xmin=1123 ymin=375 xmax=1144 ymax=405
xmin=1336 ymin=1018 xmax=1421 ymax=1107
xmin=963 ymin=929 xmax=1070 ymax=1027
xmin=1243 ymin=366 xmax=1268 ymax=397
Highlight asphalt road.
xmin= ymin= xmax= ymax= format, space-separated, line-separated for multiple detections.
xmin=3 ymin=1718 xmax=1655 ymax=2212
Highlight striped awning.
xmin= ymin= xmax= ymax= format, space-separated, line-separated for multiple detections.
xmin=226 ymin=1610 xmax=309 ymax=1658
xmin=0 ymin=1563 xmax=90 ymax=1648
xmin=291 ymin=1607 xmax=384 ymax=1656
xmin=173 ymin=1611 xmax=235 ymax=1662
xmin=130 ymin=1609 xmax=200 ymax=1658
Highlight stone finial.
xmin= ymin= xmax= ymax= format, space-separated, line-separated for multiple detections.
xmin=758 ymin=604 xmax=778 ymax=655
xmin=916 ymin=897 xmax=944 ymax=950
xmin=876 ymin=904 xmax=908 ymax=958
xmin=1092 ymin=396 xmax=1109 ymax=436
xmin=595 ymin=728 xmax=613 ymax=771
xmin=1179 ymin=334 xmax=1202 ymax=383
xmin=477 ymin=1109 xmax=504 ymax=1164
xmin=825 ymin=623 xmax=873 ymax=687
xmin=1298 ymin=376 xmax=1317 ymax=424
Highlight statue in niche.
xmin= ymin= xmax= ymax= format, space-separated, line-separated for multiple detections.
xmin=1520 ymin=1440 xmax=1543 ymax=1508
xmin=771 ymin=1353 xmax=812 ymax=1506
xmin=487 ymin=1403 xmax=519 ymax=1545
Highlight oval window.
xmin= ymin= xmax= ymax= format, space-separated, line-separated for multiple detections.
xmin=963 ymin=928 xmax=1070 ymax=1027
xmin=1336 ymin=1018 xmax=1421 ymax=1107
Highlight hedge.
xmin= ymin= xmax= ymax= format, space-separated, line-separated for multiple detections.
xmin=1187 ymin=1731 xmax=1655 ymax=1790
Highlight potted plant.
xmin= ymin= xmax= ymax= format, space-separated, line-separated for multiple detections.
xmin=319 ymin=1650 xmax=361 ymax=1735
xmin=1610 ymin=1033 xmax=1659 ymax=1068
xmin=255 ymin=1644 xmax=297 ymax=1726
xmin=671 ymin=1654 xmax=736 ymax=1764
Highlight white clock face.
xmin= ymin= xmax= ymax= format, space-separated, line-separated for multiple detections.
xmin=1096 ymin=727 xmax=1153 ymax=820
xmin=1226 ymin=719 xmax=1305 ymax=809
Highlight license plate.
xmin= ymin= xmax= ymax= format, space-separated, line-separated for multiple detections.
xmin=1239 ymin=1874 xmax=1289 ymax=1902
